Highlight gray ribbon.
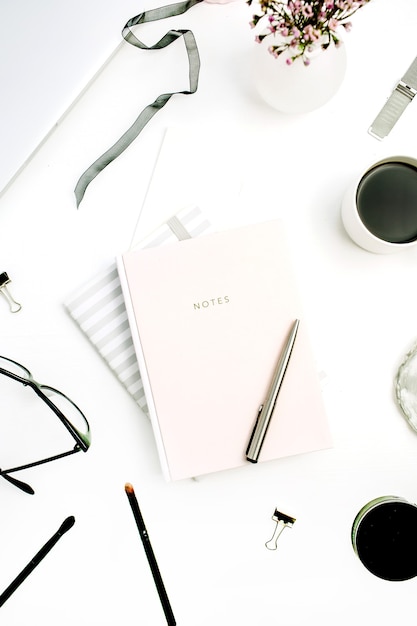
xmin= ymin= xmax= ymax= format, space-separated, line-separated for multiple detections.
xmin=74 ymin=0 xmax=203 ymax=207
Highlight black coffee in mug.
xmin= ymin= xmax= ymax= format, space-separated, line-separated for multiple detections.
xmin=356 ymin=161 xmax=417 ymax=244
xmin=352 ymin=497 xmax=417 ymax=581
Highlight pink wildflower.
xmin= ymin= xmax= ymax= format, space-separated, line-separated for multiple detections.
xmin=248 ymin=0 xmax=371 ymax=66
xmin=302 ymin=4 xmax=313 ymax=17
xmin=303 ymin=24 xmax=321 ymax=41
xmin=288 ymin=1 xmax=302 ymax=13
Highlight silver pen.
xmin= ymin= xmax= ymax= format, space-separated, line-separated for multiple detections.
xmin=246 ymin=319 xmax=300 ymax=463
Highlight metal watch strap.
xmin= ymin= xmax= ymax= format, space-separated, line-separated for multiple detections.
xmin=369 ymin=56 xmax=417 ymax=140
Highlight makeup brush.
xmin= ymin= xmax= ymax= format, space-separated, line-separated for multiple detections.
xmin=0 ymin=516 xmax=75 ymax=607
xmin=124 ymin=482 xmax=176 ymax=625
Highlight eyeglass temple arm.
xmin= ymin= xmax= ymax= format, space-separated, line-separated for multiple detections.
xmin=0 ymin=472 xmax=34 ymax=495
xmin=0 ymin=445 xmax=81 ymax=495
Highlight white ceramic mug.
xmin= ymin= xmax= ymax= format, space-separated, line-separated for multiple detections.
xmin=341 ymin=155 xmax=417 ymax=253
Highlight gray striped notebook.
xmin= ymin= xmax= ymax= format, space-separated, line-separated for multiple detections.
xmin=64 ymin=207 xmax=213 ymax=414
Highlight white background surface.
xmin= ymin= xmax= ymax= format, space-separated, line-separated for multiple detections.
xmin=1 ymin=0 xmax=417 ymax=624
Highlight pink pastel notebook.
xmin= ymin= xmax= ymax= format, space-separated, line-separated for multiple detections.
xmin=118 ymin=220 xmax=331 ymax=481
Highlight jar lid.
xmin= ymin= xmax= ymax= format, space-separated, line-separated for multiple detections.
xmin=352 ymin=497 xmax=417 ymax=581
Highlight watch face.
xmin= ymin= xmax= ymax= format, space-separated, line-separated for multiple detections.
xmin=352 ymin=497 xmax=417 ymax=581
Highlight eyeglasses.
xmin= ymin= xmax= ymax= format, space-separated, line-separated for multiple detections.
xmin=0 ymin=356 xmax=91 ymax=495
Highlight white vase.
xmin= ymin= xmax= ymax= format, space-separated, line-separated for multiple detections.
xmin=252 ymin=35 xmax=347 ymax=114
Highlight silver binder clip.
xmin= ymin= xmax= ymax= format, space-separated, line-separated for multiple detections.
xmin=0 ymin=272 xmax=22 ymax=313
xmin=369 ymin=56 xmax=417 ymax=140
xmin=265 ymin=508 xmax=296 ymax=551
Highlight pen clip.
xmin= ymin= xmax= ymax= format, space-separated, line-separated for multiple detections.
xmin=245 ymin=405 xmax=263 ymax=461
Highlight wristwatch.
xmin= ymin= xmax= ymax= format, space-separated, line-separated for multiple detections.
xmin=369 ymin=55 xmax=417 ymax=140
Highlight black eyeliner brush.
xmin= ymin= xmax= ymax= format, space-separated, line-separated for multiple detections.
xmin=0 ymin=516 xmax=75 ymax=608
xmin=124 ymin=483 xmax=176 ymax=626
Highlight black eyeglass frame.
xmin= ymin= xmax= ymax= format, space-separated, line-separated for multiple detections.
xmin=0 ymin=356 xmax=91 ymax=492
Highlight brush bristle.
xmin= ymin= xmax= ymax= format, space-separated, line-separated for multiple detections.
xmin=59 ymin=516 xmax=76 ymax=535
xmin=125 ymin=482 xmax=134 ymax=495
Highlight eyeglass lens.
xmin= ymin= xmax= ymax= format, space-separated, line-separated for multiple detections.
xmin=0 ymin=357 xmax=90 ymax=471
